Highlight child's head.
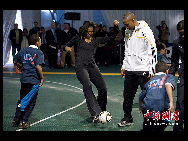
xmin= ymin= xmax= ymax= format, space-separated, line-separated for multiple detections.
xmin=155 ymin=61 xmax=169 ymax=74
xmin=29 ymin=34 xmax=41 ymax=48
xmin=157 ymin=42 xmax=166 ymax=55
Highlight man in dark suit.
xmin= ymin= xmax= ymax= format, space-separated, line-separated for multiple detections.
xmin=29 ymin=22 xmax=40 ymax=37
xmin=46 ymin=22 xmax=59 ymax=69
xmin=55 ymin=23 xmax=63 ymax=48
xmin=169 ymin=20 xmax=184 ymax=131
xmin=39 ymin=27 xmax=47 ymax=63
xmin=9 ymin=23 xmax=23 ymax=56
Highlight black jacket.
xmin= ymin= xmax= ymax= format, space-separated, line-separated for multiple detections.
xmin=61 ymin=28 xmax=78 ymax=45
xmin=29 ymin=27 xmax=40 ymax=37
xmin=9 ymin=29 xmax=23 ymax=47
xmin=169 ymin=37 xmax=184 ymax=78
xmin=46 ymin=29 xmax=57 ymax=47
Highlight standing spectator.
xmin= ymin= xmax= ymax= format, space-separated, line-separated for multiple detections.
xmin=39 ymin=27 xmax=48 ymax=63
xmin=104 ymin=27 xmax=114 ymax=66
xmin=46 ymin=22 xmax=59 ymax=69
xmin=9 ymin=23 xmax=23 ymax=56
xmin=29 ymin=22 xmax=40 ymax=36
xmin=118 ymin=12 xmax=157 ymax=127
xmin=160 ymin=23 xmax=169 ymax=43
xmin=21 ymin=28 xmax=29 ymax=49
xmin=55 ymin=23 xmax=63 ymax=49
xmin=169 ymin=20 xmax=184 ymax=131
xmin=156 ymin=21 xmax=170 ymax=43
xmin=61 ymin=23 xmax=77 ymax=68
xmin=95 ymin=23 xmax=107 ymax=66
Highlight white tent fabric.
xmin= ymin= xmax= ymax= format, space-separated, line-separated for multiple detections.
xmin=64 ymin=10 xmax=93 ymax=31
xmin=3 ymin=10 xmax=17 ymax=66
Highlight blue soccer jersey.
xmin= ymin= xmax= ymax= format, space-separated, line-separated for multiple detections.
xmin=13 ymin=45 xmax=44 ymax=85
xmin=139 ymin=72 xmax=175 ymax=118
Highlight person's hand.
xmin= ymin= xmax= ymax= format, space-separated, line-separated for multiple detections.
xmin=39 ymin=77 xmax=44 ymax=87
xmin=113 ymin=20 xmax=119 ymax=26
xmin=65 ymin=47 xmax=72 ymax=52
xmin=168 ymin=102 xmax=174 ymax=113
xmin=139 ymin=106 xmax=143 ymax=114
xmin=17 ymin=63 xmax=22 ymax=70
xmin=139 ymin=100 xmax=143 ymax=114
xmin=13 ymin=61 xmax=22 ymax=70
xmin=147 ymin=73 xmax=154 ymax=80
xmin=49 ymin=45 xmax=51 ymax=48
xmin=121 ymin=68 xmax=125 ymax=78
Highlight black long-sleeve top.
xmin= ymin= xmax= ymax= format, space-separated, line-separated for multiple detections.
xmin=63 ymin=25 xmax=119 ymax=68
xmin=169 ymin=37 xmax=184 ymax=78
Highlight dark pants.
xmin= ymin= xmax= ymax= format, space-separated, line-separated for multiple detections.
xmin=12 ymin=44 xmax=21 ymax=56
xmin=95 ymin=47 xmax=105 ymax=65
xmin=173 ymin=76 xmax=184 ymax=131
xmin=75 ymin=63 xmax=107 ymax=116
xmin=47 ymin=47 xmax=57 ymax=68
xmin=123 ymin=71 xmax=149 ymax=122
xmin=14 ymin=83 xmax=38 ymax=123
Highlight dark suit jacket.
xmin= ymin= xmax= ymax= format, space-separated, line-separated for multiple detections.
xmin=29 ymin=27 xmax=40 ymax=37
xmin=9 ymin=29 xmax=23 ymax=47
xmin=46 ymin=29 xmax=57 ymax=47
xmin=169 ymin=37 xmax=184 ymax=77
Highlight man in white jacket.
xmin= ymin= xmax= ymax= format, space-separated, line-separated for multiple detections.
xmin=118 ymin=12 xmax=157 ymax=127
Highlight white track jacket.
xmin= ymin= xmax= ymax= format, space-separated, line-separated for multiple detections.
xmin=122 ymin=20 xmax=157 ymax=75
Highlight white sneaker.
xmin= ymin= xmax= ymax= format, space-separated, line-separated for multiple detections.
xmin=117 ymin=118 xmax=134 ymax=127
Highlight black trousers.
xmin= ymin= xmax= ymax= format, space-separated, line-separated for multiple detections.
xmin=47 ymin=47 xmax=57 ymax=68
xmin=12 ymin=44 xmax=21 ymax=56
xmin=75 ymin=63 xmax=107 ymax=116
xmin=123 ymin=71 xmax=149 ymax=122
xmin=14 ymin=83 xmax=38 ymax=123
xmin=173 ymin=76 xmax=184 ymax=131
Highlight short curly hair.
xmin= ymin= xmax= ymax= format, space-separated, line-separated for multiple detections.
xmin=157 ymin=42 xmax=166 ymax=51
xmin=177 ymin=20 xmax=184 ymax=30
xmin=79 ymin=21 xmax=96 ymax=37
xmin=29 ymin=34 xmax=40 ymax=45
xmin=155 ymin=61 xmax=169 ymax=73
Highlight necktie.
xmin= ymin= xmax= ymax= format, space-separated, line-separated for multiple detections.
xmin=42 ymin=33 xmax=45 ymax=44
xmin=34 ymin=28 xmax=38 ymax=34
xmin=53 ymin=30 xmax=57 ymax=43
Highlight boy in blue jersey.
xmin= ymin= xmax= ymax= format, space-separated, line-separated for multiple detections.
xmin=139 ymin=61 xmax=175 ymax=131
xmin=12 ymin=34 xmax=44 ymax=129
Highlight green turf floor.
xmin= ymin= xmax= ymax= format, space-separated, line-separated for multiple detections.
xmin=3 ymin=65 xmax=178 ymax=131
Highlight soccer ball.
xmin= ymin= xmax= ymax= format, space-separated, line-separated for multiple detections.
xmin=99 ymin=111 xmax=112 ymax=124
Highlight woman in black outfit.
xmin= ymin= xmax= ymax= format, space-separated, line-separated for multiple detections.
xmin=63 ymin=20 xmax=119 ymax=123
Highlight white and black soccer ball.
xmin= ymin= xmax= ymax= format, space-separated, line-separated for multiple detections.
xmin=99 ymin=111 xmax=112 ymax=124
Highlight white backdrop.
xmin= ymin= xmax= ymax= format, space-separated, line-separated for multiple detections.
xmin=3 ymin=10 xmax=17 ymax=66
xmin=64 ymin=10 xmax=93 ymax=30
